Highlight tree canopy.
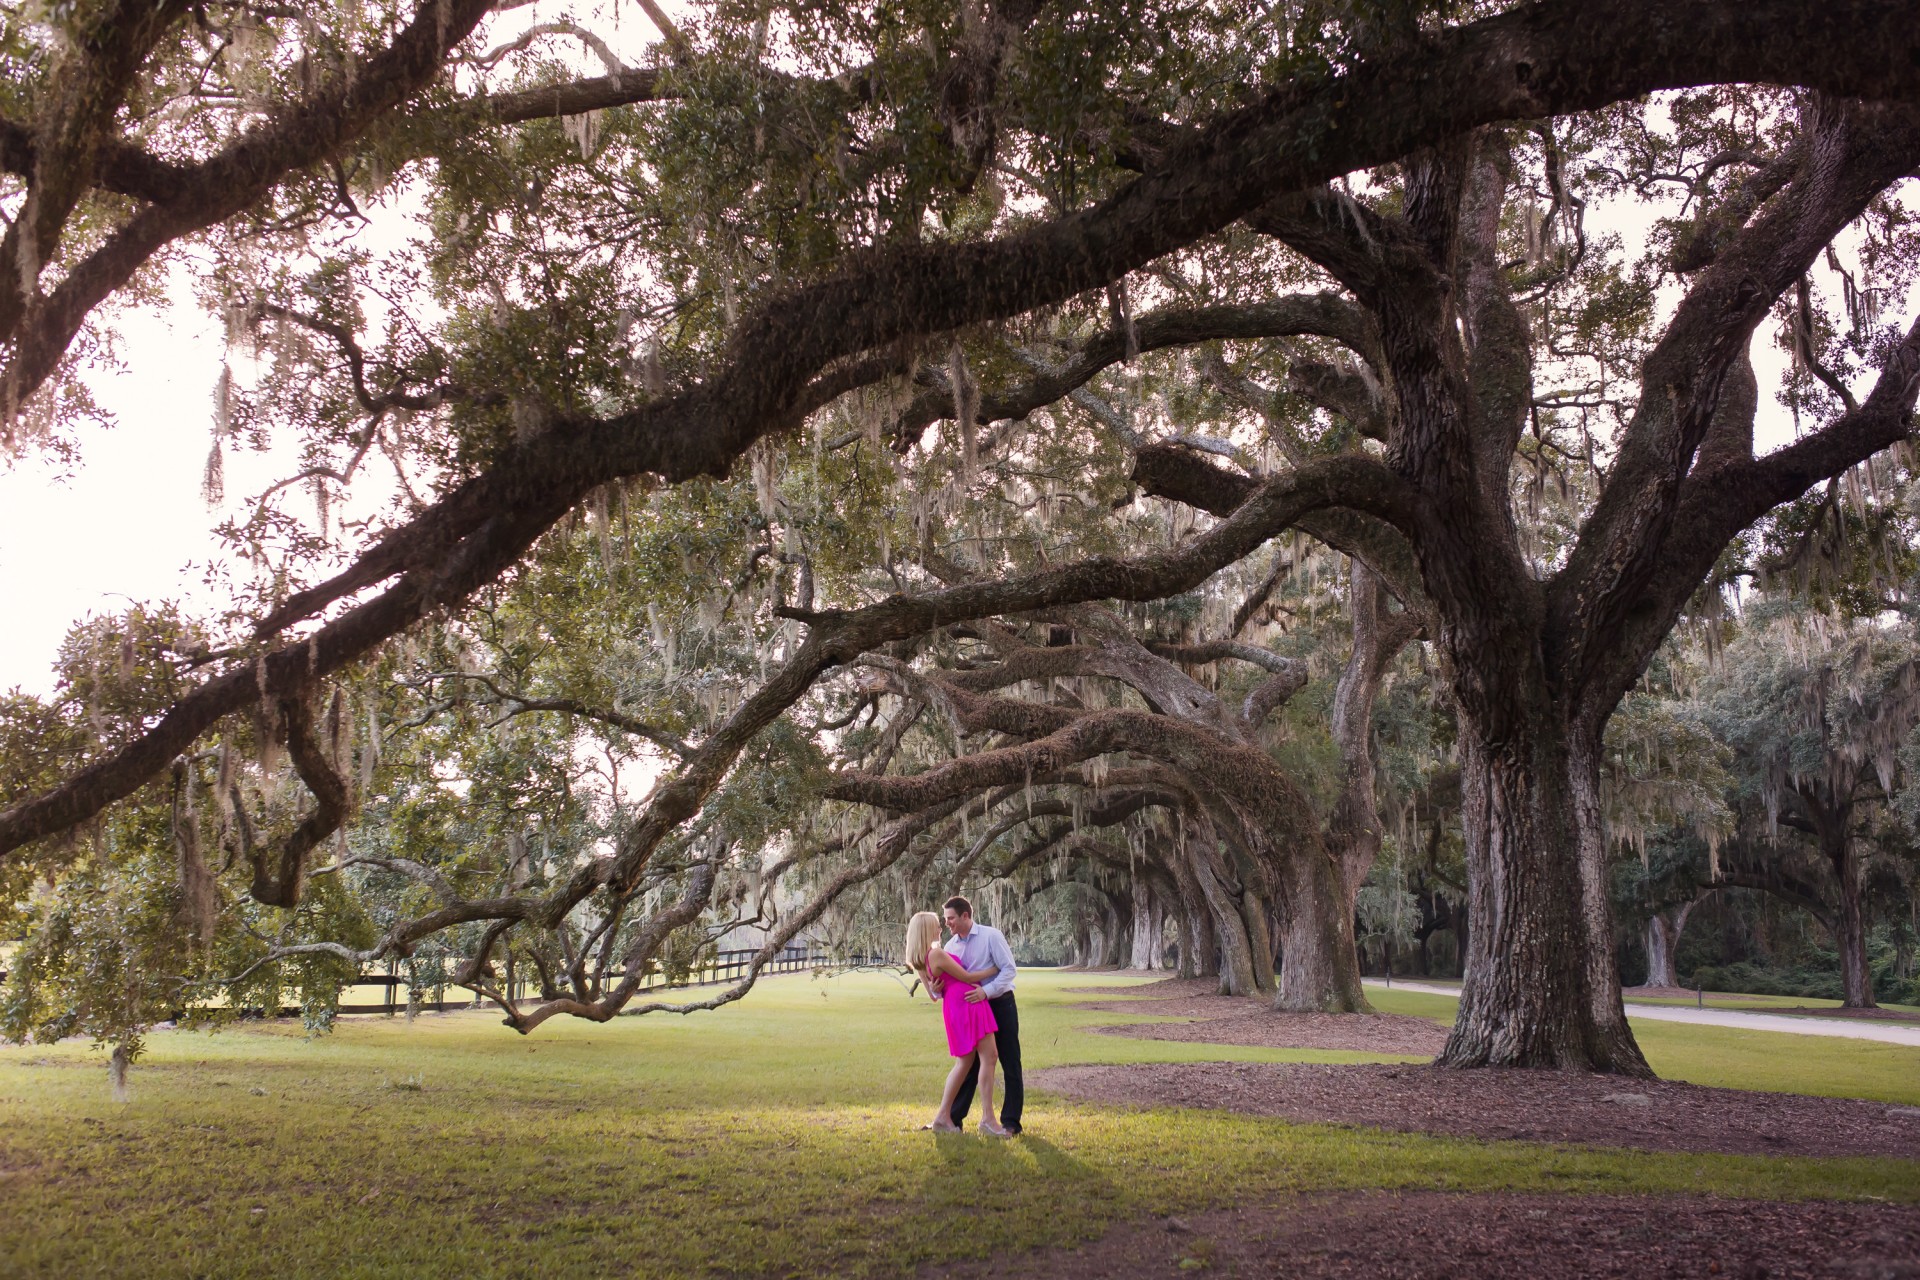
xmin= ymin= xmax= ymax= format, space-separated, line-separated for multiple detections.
xmin=4 ymin=0 xmax=1920 ymax=1077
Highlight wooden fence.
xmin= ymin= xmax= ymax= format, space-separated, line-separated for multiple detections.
xmin=306 ymin=944 xmax=843 ymax=1018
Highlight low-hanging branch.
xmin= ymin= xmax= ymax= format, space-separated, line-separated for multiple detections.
xmin=133 ymin=478 xmax=1365 ymax=1030
xmin=3 ymin=0 xmax=500 ymax=403
xmin=880 ymin=294 xmax=1377 ymax=447
xmin=826 ymin=667 xmax=1319 ymax=856
xmin=1132 ymin=441 xmax=1432 ymax=614
xmin=0 ymin=443 xmax=1416 ymax=861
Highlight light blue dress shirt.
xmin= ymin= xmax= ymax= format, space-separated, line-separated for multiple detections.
xmin=944 ymin=923 xmax=1016 ymax=999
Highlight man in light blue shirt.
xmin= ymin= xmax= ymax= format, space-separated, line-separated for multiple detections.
xmin=942 ymin=894 xmax=1022 ymax=1135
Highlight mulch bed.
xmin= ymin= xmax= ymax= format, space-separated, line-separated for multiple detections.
xmin=1063 ymin=976 xmax=1450 ymax=1054
xmin=975 ymin=976 xmax=1920 ymax=1277
xmin=1076 ymin=998 xmax=1448 ymax=1055
xmin=1061 ymin=976 xmax=1224 ymax=997
xmin=1032 ymin=1062 xmax=1920 ymax=1159
xmin=922 ymin=1191 xmax=1920 ymax=1278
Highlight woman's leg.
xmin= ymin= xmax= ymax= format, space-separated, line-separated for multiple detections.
xmin=934 ymin=1052 xmax=974 ymax=1128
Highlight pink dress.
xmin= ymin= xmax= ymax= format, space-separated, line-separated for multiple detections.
xmin=930 ymin=947 xmax=998 ymax=1057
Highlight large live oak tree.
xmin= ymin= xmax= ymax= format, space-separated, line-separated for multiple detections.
xmin=1695 ymin=614 xmax=1920 ymax=1008
xmin=1136 ymin=98 xmax=1920 ymax=1071
xmin=4 ymin=0 xmax=1920 ymax=1072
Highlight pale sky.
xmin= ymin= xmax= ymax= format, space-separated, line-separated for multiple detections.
xmin=0 ymin=301 xmax=232 ymax=696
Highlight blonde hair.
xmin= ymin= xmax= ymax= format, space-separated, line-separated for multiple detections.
xmin=904 ymin=911 xmax=943 ymax=977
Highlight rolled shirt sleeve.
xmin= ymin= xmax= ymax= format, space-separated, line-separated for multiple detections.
xmin=978 ymin=925 xmax=1017 ymax=999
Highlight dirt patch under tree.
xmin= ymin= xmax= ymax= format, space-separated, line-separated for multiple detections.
xmin=1076 ymin=999 xmax=1448 ymax=1055
xmin=921 ymin=1190 xmax=1920 ymax=1279
xmin=1033 ymin=1061 xmax=1920 ymax=1160
xmin=1064 ymin=977 xmax=1450 ymax=1055
xmin=1001 ymin=975 xmax=1920 ymax=1278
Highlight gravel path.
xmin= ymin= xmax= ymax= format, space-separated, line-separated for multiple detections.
xmin=1367 ymin=980 xmax=1920 ymax=1047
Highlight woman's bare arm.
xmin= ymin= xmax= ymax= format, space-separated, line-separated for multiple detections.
xmin=928 ymin=949 xmax=998 ymax=984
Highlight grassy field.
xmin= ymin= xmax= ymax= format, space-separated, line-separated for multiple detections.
xmin=3 ymin=970 xmax=1917 ymax=1279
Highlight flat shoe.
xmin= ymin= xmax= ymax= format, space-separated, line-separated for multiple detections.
xmin=979 ymin=1121 xmax=1011 ymax=1138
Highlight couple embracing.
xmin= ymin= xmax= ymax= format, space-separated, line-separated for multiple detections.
xmin=904 ymin=895 xmax=1024 ymax=1138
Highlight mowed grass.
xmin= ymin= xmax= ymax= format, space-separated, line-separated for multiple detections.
xmin=1 ymin=971 xmax=1915 ymax=1279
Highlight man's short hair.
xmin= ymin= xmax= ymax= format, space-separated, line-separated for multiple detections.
xmin=943 ymin=895 xmax=973 ymax=918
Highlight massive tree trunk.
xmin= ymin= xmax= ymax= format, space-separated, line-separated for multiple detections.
xmin=1288 ymin=560 xmax=1415 ymax=1012
xmin=1239 ymin=888 xmax=1278 ymax=995
xmin=1172 ymin=907 xmax=1196 ymax=977
xmin=1251 ymin=114 xmax=1920 ymax=1070
xmin=1326 ymin=564 xmax=1415 ymax=902
xmin=1129 ymin=881 xmax=1165 ymax=970
xmin=1169 ymin=852 xmax=1217 ymax=980
xmin=1100 ymin=894 xmax=1130 ymax=968
xmin=1191 ymin=839 xmax=1262 ymax=996
xmin=1274 ymin=842 xmax=1371 ymax=1012
xmin=1816 ymin=814 xmax=1877 ymax=1009
xmin=1439 ymin=721 xmax=1650 ymax=1074
xmin=1642 ymin=899 xmax=1698 ymax=989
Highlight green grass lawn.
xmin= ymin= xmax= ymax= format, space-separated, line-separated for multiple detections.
xmin=3 ymin=969 xmax=1916 ymax=1279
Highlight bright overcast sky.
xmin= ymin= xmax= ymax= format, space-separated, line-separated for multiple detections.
xmin=0 ymin=299 xmax=232 ymax=697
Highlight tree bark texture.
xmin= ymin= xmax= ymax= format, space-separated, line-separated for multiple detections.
xmin=1273 ymin=841 xmax=1372 ymax=1012
xmin=1440 ymin=727 xmax=1649 ymax=1073
xmin=1642 ymin=900 xmax=1697 ymax=989
xmin=1130 ymin=881 xmax=1166 ymax=970
xmin=1815 ymin=815 xmax=1877 ymax=1009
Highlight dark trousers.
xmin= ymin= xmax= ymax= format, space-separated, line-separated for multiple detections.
xmin=950 ymin=991 xmax=1022 ymax=1131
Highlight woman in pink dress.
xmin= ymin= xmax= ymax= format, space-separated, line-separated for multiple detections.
xmin=905 ymin=910 xmax=1008 ymax=1135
